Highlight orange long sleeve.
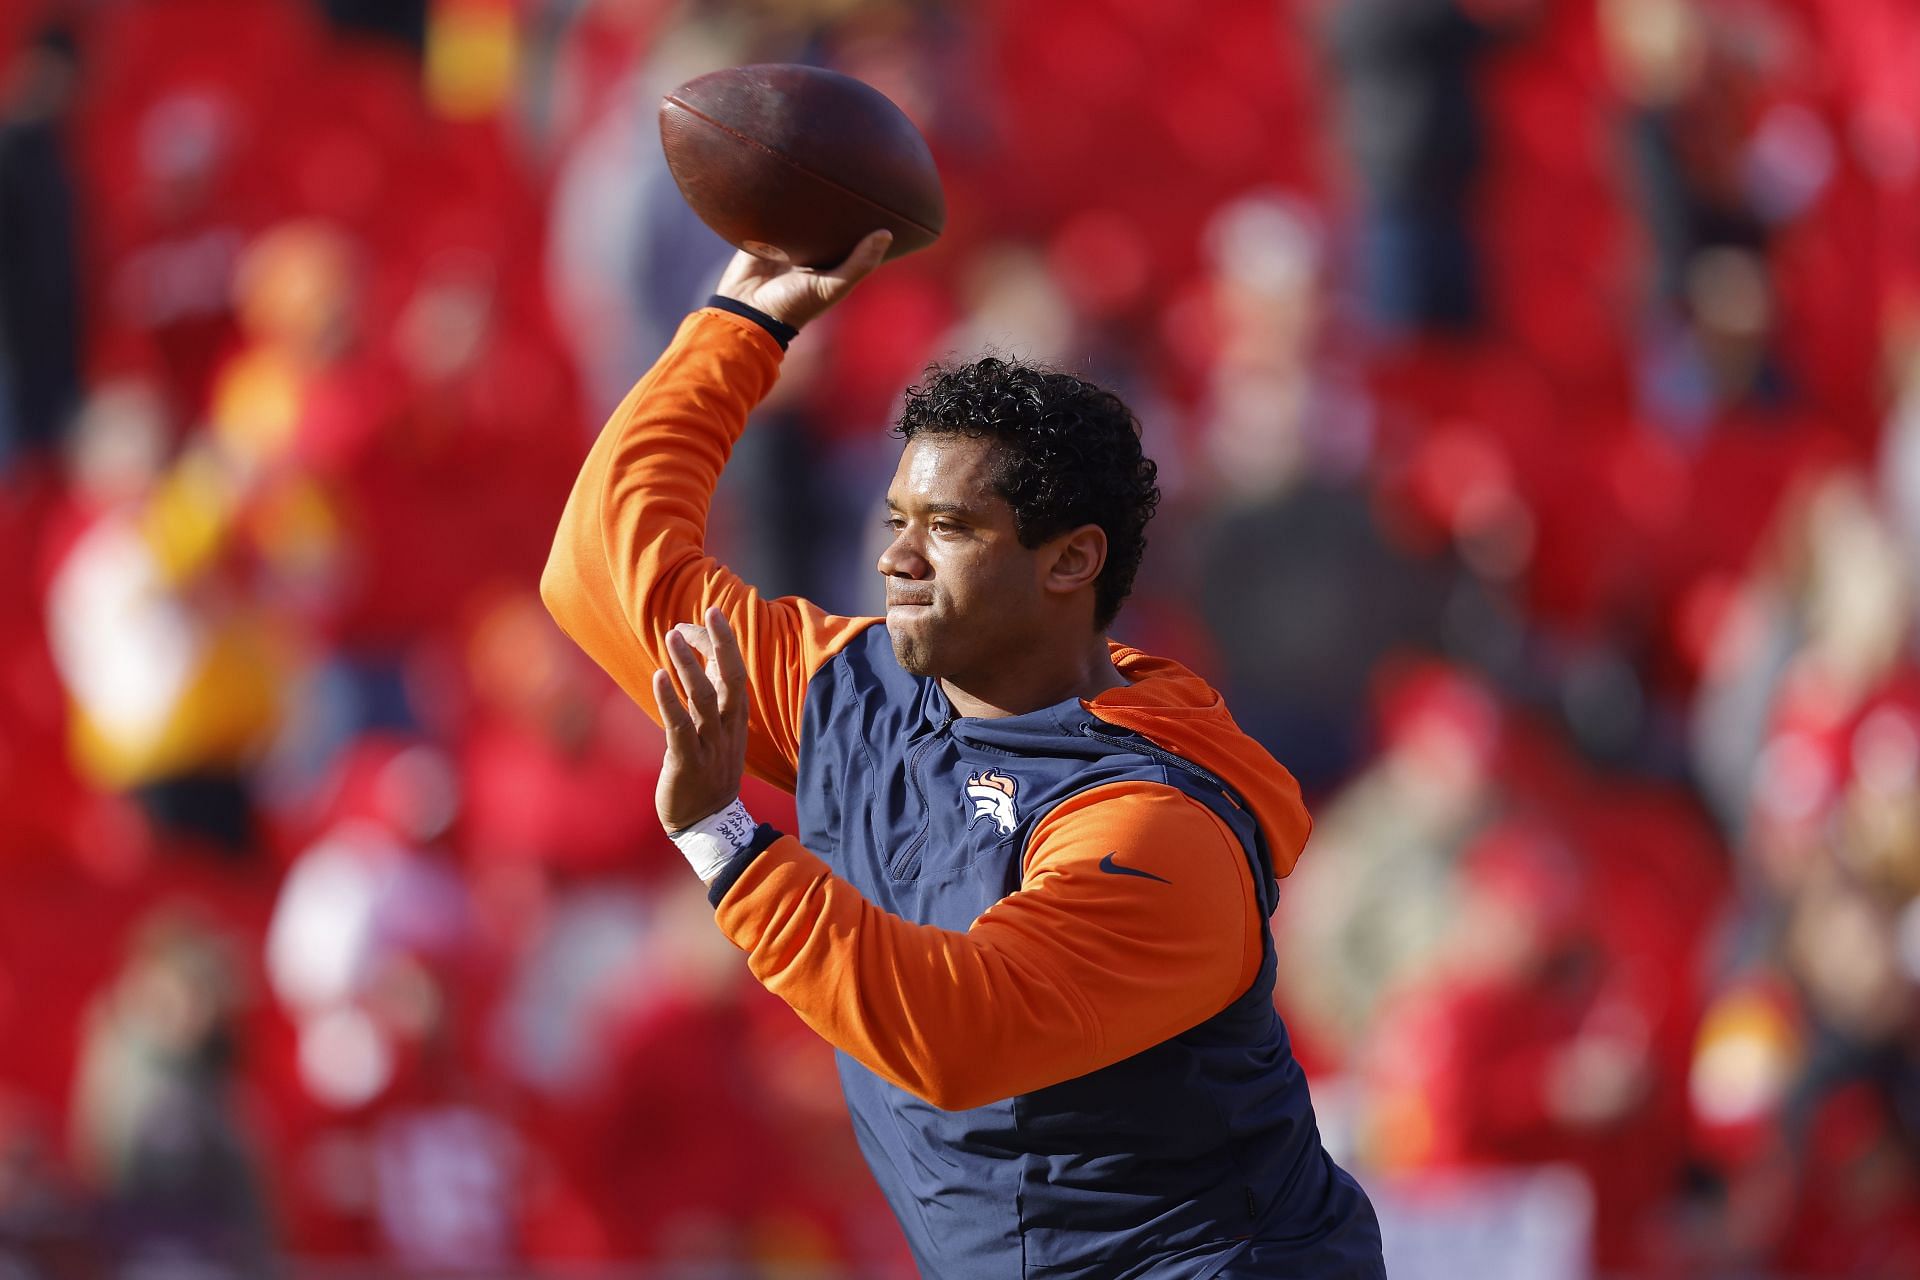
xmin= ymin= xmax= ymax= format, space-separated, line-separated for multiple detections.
xmin=714 ymin=780 xmax=1266 ymax=1110
xmin=540 ymin=308 xmax=878 ymax=791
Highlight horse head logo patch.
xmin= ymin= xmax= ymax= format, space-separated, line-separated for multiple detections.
xmin=964 ymin=770 xmax=1020 ymax=837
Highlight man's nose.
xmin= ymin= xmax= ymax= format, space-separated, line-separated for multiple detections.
xmin=877 ymin=532 xmax=930 ymax=580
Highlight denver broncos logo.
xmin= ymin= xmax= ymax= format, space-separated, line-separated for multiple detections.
xmin=963 ymin=770 xmax=1020 ymax=836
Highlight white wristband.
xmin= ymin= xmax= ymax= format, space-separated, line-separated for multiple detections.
xmin=668 ymin=798 xmax=757 ymax=883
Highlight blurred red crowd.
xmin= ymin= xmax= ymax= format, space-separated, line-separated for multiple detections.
xmin=1 ymin=0 xmax=1919 ymax=1276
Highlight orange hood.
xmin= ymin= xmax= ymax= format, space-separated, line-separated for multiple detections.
xmin=1085 ymin=643 xmax=1313 ymax=877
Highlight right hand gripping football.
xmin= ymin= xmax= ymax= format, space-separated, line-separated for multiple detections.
xmin=714 ymin=228 xmax=893 ymax=332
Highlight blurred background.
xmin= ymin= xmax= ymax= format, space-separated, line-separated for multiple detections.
xmin=1 ymin=0 xmax=1917 ymax=1275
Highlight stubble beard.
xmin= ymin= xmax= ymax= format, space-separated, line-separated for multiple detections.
xmin=890 ymin=626 xmax=935 ymax=677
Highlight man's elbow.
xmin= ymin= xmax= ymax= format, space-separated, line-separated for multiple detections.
xmin=905 ymin=1061 xmax=1021 ymax=1112
xmin=538 ymin=542 xmax=577 ymax=632
xmin=916 ymin=1078 xmax=994 ymax=1113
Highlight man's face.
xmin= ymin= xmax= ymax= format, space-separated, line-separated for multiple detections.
xmin=878 ymin=434 xmax=1046 ymax=681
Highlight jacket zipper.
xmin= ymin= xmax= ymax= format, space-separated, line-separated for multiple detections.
xmin=888 ymin=711 xmax=954 ymax=880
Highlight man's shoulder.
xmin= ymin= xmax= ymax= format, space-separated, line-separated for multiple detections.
xmin=796 ymin=620 xmax=922 ymax=724
xmin=800 ymin=617 xmax=893 ymax=683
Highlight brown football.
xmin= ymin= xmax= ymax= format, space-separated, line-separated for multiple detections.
xmin=659 ymin=64 xmax=945 ymax=269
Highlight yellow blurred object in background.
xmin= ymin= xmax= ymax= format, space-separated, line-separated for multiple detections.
xmin=427 ymin=0 xmax=519 ymax=122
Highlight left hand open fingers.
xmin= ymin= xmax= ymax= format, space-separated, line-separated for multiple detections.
xmin=706 ymin=607 xmax=749 ymax=724
xmin=653 ymin=668 xmax=696 ymax=749
xmin=666 ymin=629 xmax=722 ymax=729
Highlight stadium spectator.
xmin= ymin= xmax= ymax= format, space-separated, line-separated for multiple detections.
xmin=0 ymin=25 xmax=83 ymax=469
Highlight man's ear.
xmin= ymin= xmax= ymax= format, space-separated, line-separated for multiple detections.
xmin=1042 ymin=524 xmax=1108 ymax=598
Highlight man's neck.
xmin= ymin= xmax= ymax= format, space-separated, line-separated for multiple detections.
xmin=940 ymin=636 xmax=1128 ymax=720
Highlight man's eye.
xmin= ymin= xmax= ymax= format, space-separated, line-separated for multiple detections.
xmin=883 ymin=516 xmax=905 ymax=532
xmin=931 ymin=520 xmax=963 ymax=535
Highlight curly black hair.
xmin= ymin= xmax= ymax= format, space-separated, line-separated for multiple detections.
xmin=894 ymin=357 xmax=1160 ymax=630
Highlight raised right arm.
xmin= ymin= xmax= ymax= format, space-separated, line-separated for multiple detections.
xmin=539 ymin=306 xmax=877 ymax=793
